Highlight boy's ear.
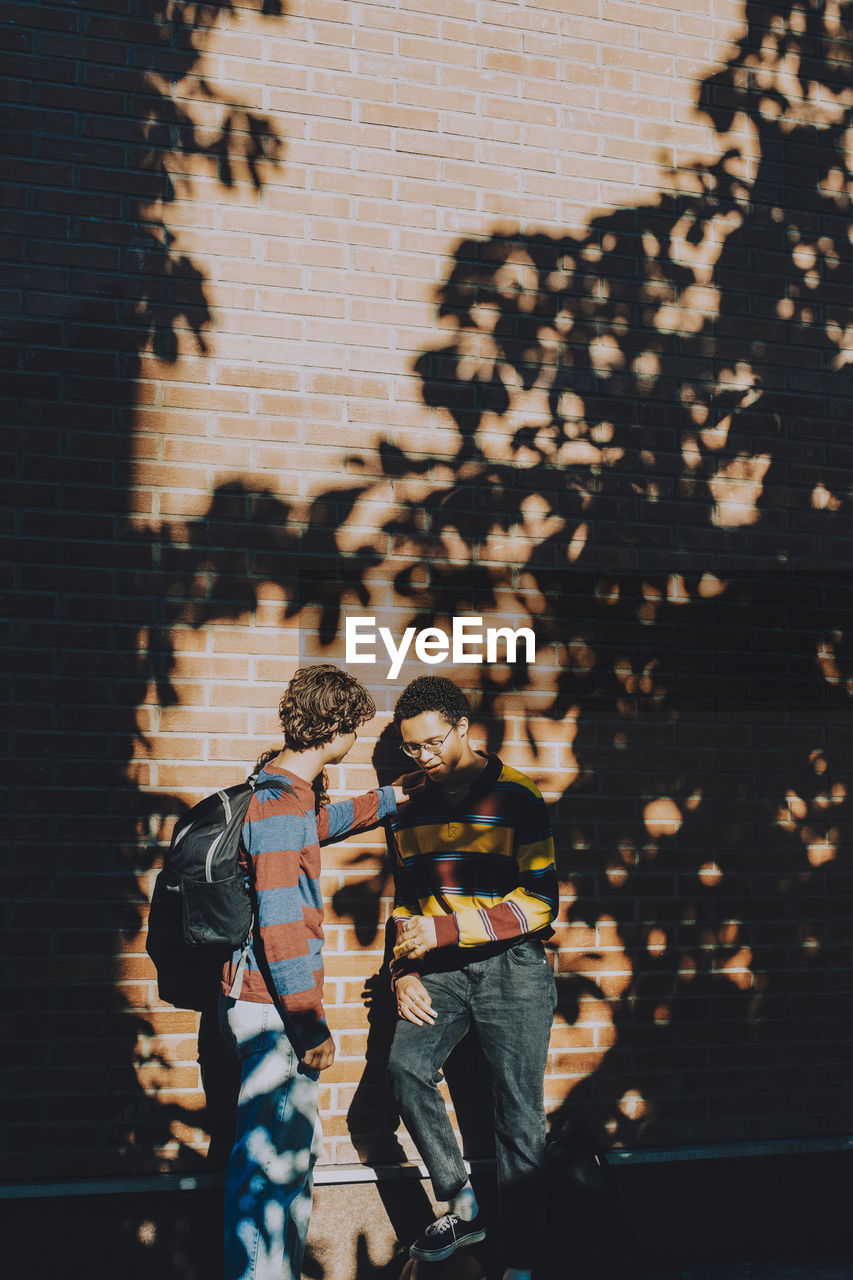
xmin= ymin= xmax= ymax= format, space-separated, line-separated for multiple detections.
xmin=456 ymin=716 xmax=470 ymax=738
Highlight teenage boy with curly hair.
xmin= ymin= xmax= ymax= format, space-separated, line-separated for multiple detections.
xmin=219 ymin=664 xmax=405 ymax=1280
xmin=387 ymin=675 xmax=558 ymax=1280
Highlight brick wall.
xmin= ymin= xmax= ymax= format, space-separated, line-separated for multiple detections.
xmin=4 ymin=0 xmax=853 ymax=1184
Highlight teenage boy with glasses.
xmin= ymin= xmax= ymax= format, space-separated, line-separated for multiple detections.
xmin=387 ymin=675 xmax=558 ymax=1280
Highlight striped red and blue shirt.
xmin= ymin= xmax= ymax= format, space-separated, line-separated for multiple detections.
xmin=221 ymin=763 xmax=396 ymax=1050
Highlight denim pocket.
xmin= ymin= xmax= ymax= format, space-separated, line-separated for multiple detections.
xmin=506 ymin=938 xmax=547 ymax=965
xmin=221 ymin=995 xmax=280 ymax=1059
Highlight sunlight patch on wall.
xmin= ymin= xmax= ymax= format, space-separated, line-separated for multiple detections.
xmin=698 ymin=861 xmax=723 ymax=887
xmin=811 ymin=483 xmax=843 ymax=511
xmin=643 ymin=797 xmax=683 ymax=838
xmin=619 ymin=1089 xmax=649 ymax=1123
xmin=718 ymin=945 xmax=753 ymax=991
xmin=646 ymin=928 xmax=667 ymax=958
xmin=806 ymin=833 xmax=839 ymax=867
xmin=708 ymin=451 xmax=771 ymax=528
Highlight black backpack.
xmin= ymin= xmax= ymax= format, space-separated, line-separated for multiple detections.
xmin=146 ymin=774 xmax=278 ymax=1007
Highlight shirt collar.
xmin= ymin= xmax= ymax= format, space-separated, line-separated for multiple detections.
xmin=423 ymin=751 xmax=502 ymax=808
xmin=258 ymin=762 xmax=316 ymax=806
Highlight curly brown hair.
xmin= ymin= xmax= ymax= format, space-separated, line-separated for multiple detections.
xmin=278 ymin=664 xmax=376 ymax=751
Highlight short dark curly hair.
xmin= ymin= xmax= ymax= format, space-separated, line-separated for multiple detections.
xmin=279 ymin=664 xmax=375 ymax=751
xmin=393 ymin=675 xmax=472 ymax=726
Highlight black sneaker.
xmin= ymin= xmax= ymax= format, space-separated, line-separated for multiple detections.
xmin=409 ymin=1212 xmax=486 ymax=1261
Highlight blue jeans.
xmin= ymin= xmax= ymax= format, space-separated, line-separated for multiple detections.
xmin=220 ymin=997 xmax=322 ymax=1280
xmin=387 ymin=938 xmax=556 ymax=1268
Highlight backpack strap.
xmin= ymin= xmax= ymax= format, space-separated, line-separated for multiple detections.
xmin=228 ymin=940 xmax=252 ymax=999
xmin=227 ymin=774 xmax=292 ymax=999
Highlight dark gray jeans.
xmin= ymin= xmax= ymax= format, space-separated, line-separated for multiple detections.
xmin=387 ymin=937 xmax=556 ymax=1267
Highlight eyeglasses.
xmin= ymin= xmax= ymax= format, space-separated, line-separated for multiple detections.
xmin=400 ymin=724 xmax=456 ymax=759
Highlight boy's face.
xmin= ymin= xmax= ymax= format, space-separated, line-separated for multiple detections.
xmin=398 ymin=710 xmax=468 ymax=781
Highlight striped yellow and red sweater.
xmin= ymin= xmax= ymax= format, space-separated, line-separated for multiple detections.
xmin=389 ymin=754 xmax=558 ymax=964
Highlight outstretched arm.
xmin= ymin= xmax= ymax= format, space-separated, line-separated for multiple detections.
xmin=316 ymin=784 xmax=397 ymax=843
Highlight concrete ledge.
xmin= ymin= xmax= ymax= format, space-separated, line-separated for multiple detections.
xmin=2 ymin=1134 xmax=852 ymax=1200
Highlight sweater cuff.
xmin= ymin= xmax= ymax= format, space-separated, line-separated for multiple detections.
xmin=287 ymin=1009 xmax=330 ymax=1054
xmin=390 ymin=961 xmax=419 ymax=990
xmin=433 ymin=913 xmax=460 ymax=947
xmin=378 ymin=784 xmax=397 ymax=819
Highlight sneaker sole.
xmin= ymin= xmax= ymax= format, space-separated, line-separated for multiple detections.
xmin=409 ymin=1227 xmax=486 ymax=1262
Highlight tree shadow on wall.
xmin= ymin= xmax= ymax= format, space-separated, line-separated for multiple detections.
xmin=3 ymin=1 xmax=287 ymax=1273
xmin=131 ymin=8 xmax=853 ymax=1268
xmin=292 ymin=0 xmax=853 ymax=1167
xmin=111 ymin=3 xmax=853 ymax=1273
xmin=142 ymin=2 xmax=845 ymax=1269
xmin=5 ymin=3 xmax=853 ymax=1278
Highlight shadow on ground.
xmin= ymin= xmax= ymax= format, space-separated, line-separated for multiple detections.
xmin=2 ymin=1150 xmax=850 ymax=1280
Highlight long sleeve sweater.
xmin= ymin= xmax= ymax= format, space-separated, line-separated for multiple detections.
xmin=388 ymin=753 xmax=558 ymax=975
xmin=221 ymin=763 xmax=396 ymax=1050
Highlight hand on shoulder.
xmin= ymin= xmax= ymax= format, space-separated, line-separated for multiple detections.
xmin=391 ymin=771 xmax=428 ymax=806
